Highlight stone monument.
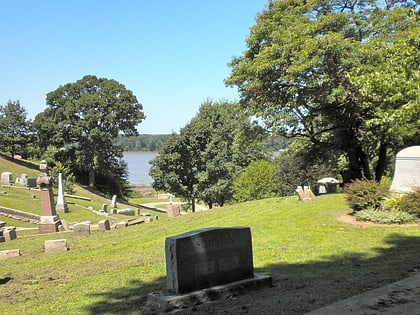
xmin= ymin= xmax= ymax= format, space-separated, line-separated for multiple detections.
xmin=147 ymin=227 xmax=272 ymax=312
xmin=55 ymin=173 xmax=68 ymax=213
xmin=37 ymin=160 xmax=60 ymax=233
xmin=296 ymin=185 xmax=315 ymax=201
xmin=167 ymin=203 xmax=180 ymax=218
xmin=110 ymin=194 xmax=117 ymax=208
xmin=390 ymin=146 xmax=420 ymax=193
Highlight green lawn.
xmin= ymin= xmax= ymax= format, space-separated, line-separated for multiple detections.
xmin=0 ymin=154 xmax=164 ymax=226
xmin=1 ymin=194 xmax=420 ymax=314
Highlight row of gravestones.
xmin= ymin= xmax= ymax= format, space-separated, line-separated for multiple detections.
xmin=1 ymin=172 xmax=37 ymax=187
xmin=295 ymin=146 xmax=420 ymax=201
xmin=0 ymin=239 xmax=69 ymax=258
xmin=73 ymin=219 xmax=111 ymax=236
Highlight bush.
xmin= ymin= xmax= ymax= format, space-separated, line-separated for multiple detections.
xmin=382 ymin=189 xmax=420 ymax=218
xmin=355 ymin=209 xmax=418 ymax=225
xmin=399 ymin=188 xmax=420 ymax=217
xmin=233 ymin=160 xmax=278 ymax=202
xmin=344 ymin=179 xmax=389 ymax=212
xmin=381 ymin=194 xmax=404 ymax=212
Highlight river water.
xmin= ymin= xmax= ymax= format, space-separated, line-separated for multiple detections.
xmin=123 ymin=151 xmax=158 ymax=185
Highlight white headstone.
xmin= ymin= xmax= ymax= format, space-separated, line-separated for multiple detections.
xmin=110 ymin=194 xmax=117 ymax=208
xmin=1 ymin=172 xmax=13 ymax=184
xmin=20 ymin=174 xmax=28 ymax=186
xmin=390 ymin=146 xmax=420 ymax=193
xmin=55 ymin=173 xmax=68 ymax=213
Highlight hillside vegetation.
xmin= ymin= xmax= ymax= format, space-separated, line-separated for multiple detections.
xmin=1 ymin=183 xmax=420 ymax=314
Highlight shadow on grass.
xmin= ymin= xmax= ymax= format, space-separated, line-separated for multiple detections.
xmin=85 ymin=234 xmax=420 ymax=314
xmin=0 ymin=153 xmax=38 ymax=171
xmin=87 ymin=277 xmax=166 ymax=314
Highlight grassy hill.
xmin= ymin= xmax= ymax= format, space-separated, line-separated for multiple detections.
xmin=0 ymin=155 xmax=162 ymax=229
xmin=1 ymin=156 xmax=420 ymax=314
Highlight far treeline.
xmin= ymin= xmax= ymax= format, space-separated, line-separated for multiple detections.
xmin=0 ymin=1 xmax=418 ymax=208
xmin=114 ymin=134 xmax=171 ymax=152
xmin=114 ymin=134 xmax=291 ymax=152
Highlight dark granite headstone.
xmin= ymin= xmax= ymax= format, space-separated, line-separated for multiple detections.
xmin=26 ymin=178 xmax=37 ymax=188
xmin=165 ymin=226 xmax=254 ymax=293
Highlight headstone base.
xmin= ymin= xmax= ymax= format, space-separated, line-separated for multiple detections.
xmin=56 ymin=203 xmax=68 ymax=213
xmin=39 ymin=220 xmax=61 ymax=234
xmin=146 ymin=273 xmax=272 ymax=313
xmin=40 ymin=215 xmax=59 ymax=223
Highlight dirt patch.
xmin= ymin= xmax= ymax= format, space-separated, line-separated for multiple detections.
xmin=336 ymin=212 xmax=420 ymax=228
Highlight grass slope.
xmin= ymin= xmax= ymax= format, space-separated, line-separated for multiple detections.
xmin=0 ymin=155 xmax=163 ymax=228
xmin=1 ymin=194 xmax=420 ymax=314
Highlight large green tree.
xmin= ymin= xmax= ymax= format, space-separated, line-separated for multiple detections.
xmin=150 ymin=100 xmax=267 ymax=211
xmin=226 ymin=0 xmax=419 ymax=183
xmin=0 ymin=100 xmax=33 ymax=158
xmin=150 ymin=132 xmax=200 ymax=211
xmin=33 ymin=75 xmax=144 ymax=195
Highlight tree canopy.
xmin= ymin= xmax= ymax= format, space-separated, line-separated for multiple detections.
xmin=226 ymin=0 xmax=419 ymax=183
xmin=33 ymin=75 xmax=144 ymax=196
xmin=0 ymin=100 xmax=33 ymax=158
xmin=149 ymin=99 xmax=267 ymax=211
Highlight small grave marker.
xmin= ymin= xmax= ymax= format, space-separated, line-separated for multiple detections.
xmin=296 ymin=185 xmax=315 ymax=201
xmin=98 ymin=219 xmax=111 ymax=231
xmin=0 ymin=249 xmax=20 ymax=260
xmin=3 ymin=228 xmax=17 ymax=242
xmin=167 ymin=203 xmax=180 ymax=218
xmin=74 ymin=222 xmax=90 ymax=236
xmin=26 ymin=178 xmax=37 ymax=188
xmin=1 ymin=172 xmax=13 ymax=184
xmin=45 ymin=239 xmax=68 ymax=253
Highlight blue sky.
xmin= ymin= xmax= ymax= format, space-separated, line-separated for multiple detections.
xmin=0 ymin=1 xmax=268 ymax=134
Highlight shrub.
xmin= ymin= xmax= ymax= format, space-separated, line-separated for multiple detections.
xmin=355 ymin=209 xmax=418 ymax=225
xmin=399 ymin=188 xmax=420 ymax=217
xmin=344 ymin=179 xmax=389 ymax=212
xmin=381 ymin=194 xmax=403 ymax=212
xmin=233 ymin=160 xmax=278 ymax=202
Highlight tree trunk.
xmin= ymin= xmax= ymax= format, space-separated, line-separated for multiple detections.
xmin=88 ymin=167 xmax=95 ymax=188
xmin=374 ymin=142 xmax=388 ymax=182
xmin=343 ymin=147 xmax=363 ymax=183
xmin=357 ymin=146 xmax=372 ymax=180
xmin=191 ymin=197 xmax=196 ymax=213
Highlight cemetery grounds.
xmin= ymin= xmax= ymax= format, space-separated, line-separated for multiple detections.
xmin=1 ymin=192 xmax=420 ymax=313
